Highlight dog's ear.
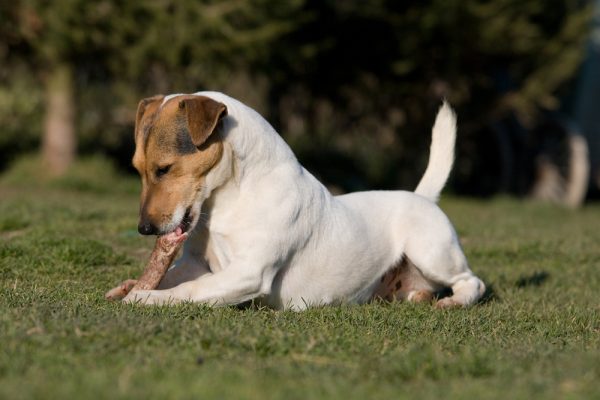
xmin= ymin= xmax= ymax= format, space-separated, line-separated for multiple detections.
xmin=134 ymin=95 xmax=165 ymax=144
xmin=178 ymin=97 xmax=228 ymax=147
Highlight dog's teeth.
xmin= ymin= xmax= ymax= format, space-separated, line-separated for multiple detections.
xmin=176 ymin=226 xmax=183 ymax=236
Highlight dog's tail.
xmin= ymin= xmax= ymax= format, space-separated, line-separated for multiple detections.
xmin=414 ymin=102 xmax=457 ymax=202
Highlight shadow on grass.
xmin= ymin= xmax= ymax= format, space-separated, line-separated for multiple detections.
xmin=515 ymin=271 xmax=549 ymax=288
xmin=226 ymin=281 xmax=503 ymax=310
xmin=479 ymin=283 xmax=499 ymax=304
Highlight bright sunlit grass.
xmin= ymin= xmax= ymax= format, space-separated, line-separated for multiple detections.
xmin=0 ymin=159 xmax=598 ymax=399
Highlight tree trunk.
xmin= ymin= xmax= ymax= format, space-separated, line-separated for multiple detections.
xmin=42 ymin=63 xmax=76 ymax=176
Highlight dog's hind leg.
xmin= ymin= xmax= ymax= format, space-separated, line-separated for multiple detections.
xmin=439 ymin=250 xmax=486 ymax=308
xmin=422 ymin=248 xmax=484 ymax=308
xmin=403 ymin=226 xmax=485 ymax=308
xmin=434 ymin=273 xmax=486 ymax=308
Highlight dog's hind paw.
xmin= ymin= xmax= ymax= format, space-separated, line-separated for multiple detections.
xmin=407 ymin=290 xmax=434 ymax=303
xmin=434 ymin=297 xmax=462 ymax=309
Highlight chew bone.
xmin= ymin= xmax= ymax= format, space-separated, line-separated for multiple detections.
xmin=131 ymin=235 xmax=182 ymax=290
xmin=105 ymin=234 xmax=183 ymax=301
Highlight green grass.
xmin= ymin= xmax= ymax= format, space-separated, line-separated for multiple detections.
xmin=0 ymin=158 xmax=599 ymax=399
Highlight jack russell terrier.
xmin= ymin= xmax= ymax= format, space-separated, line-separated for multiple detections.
xmin=121 ymin=91 xmax=485 ymax=309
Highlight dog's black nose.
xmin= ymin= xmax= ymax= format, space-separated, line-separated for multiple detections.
xmin=138 ymin=222 xmax=157 ymax=235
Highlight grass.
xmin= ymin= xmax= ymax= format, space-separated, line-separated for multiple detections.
xmin=0 ymin=157 xmax=599 ymax=399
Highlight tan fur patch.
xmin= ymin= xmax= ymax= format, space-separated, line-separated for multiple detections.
xmin=132 ymin=95 xmax=226 ymax=231
xmin=410 ymin=289 xmax=434 ymax=303
xmin=372 ymin=258 xmax=436 ymax=302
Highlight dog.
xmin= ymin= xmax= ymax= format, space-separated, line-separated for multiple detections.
xmin=122 ymin=91 xmax=485 ymax=309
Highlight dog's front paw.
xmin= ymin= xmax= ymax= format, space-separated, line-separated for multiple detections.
xmin=105 ymin=279 xmax=138 ymax=301
xmin=122 ymin=289 xmax=177 ymax=305
xmin=122 ymin=290 xmax=148 ymax=304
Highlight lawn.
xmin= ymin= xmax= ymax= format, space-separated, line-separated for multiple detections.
xmin=0 ymin=158 xmax=598 ymax=399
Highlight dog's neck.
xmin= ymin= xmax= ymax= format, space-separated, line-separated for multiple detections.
xmin=196 ymin=91 xmax=298 ymax=181
xmin=202 ymin=141 xmax=235 ymax=202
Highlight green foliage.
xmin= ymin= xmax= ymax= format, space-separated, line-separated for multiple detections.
xmin=0 ymin=74 xmax=43 ymax=169
xmin=0 ymin=170 xmax=599 ymax=399
xmin=0 ymin=0 xmax=592 ymax=188
xmin=1 ymin=154 xmax=139 ymax=194
xmin=260 ymin=0 xmax=592 ymax=188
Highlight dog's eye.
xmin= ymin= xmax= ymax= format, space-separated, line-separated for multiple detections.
xmin=155 ymin=165 xmax=171 ymax=178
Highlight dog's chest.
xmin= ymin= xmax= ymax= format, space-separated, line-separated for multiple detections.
xmin=205 ymin=232 xmax=232 ymax=273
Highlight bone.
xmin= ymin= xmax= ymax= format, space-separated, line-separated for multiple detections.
xmin=105 ymin=235 xmax=183 ymax=301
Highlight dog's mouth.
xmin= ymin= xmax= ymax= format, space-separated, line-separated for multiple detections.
xmin=161 ymin=207 xmax=193 ymax=245
xmin=177 ymin=208 xmax=193 ymax=234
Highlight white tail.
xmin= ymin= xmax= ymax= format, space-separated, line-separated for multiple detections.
xmin=414 ymin=102 xmax=457 ymax=202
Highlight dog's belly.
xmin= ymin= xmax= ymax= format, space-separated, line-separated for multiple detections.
xmin=266 ymin=233 xmax=398 ymax=309
xmin=267 ymin=265 xmax=381 ymax=309
xmin=268 ymin=258 xmax=409 ymax=309
xmin=204 ymin=232 xmax=232 ymax=273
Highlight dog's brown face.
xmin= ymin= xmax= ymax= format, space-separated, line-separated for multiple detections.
xmin=132 ymin=95 xmax=227 ymax=236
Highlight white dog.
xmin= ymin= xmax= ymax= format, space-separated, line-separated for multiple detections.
xmin=123 ymin=91 xmax=485 ymax=309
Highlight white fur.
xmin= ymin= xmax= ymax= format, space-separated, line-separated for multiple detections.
xmin=163 ymin=204 xmax=185 ymax=234
xmin=125 ymin=92 xmax=485 ymax=309
xmin=415 ymin=102 xmax=456 ymax=202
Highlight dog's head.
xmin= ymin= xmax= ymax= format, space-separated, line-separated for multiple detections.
xmin=132 ymin=94 xmax=227 ymax=236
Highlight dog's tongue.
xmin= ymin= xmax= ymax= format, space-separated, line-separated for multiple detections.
xmin=160 ymin=225 xmax=187 ymax=246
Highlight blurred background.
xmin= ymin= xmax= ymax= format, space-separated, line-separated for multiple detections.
xmin=1 ymin=0 xmax=599 ymax=206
